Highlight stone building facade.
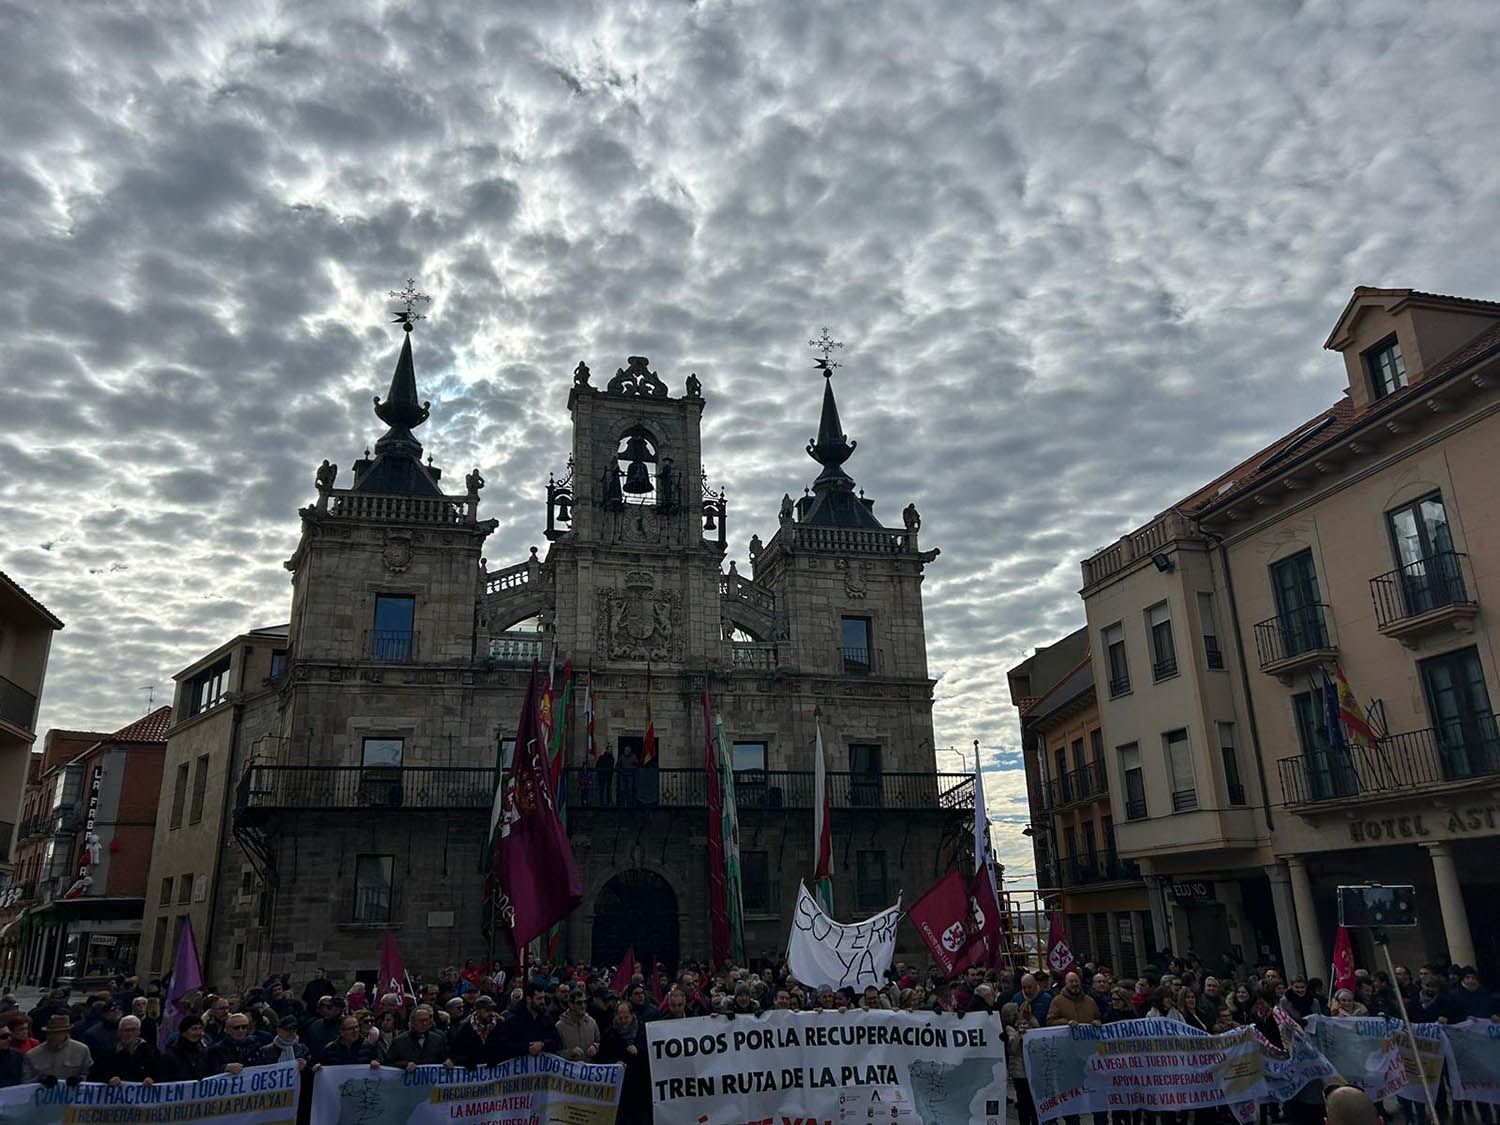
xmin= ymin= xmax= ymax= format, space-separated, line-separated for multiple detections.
xmin=169 ymin=322 xmax=970 ymax=989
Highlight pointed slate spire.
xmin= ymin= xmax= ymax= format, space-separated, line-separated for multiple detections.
xmin=797 ymin=330 xmax=883 ymax=529
xmin=372 ymin=327 xmax=431 ymax=459
xmin=350 ymin=283 xmax=444 ymax=496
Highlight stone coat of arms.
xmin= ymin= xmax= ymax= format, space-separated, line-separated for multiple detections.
xmin=598 ymin=571 xmax=681 ymax=661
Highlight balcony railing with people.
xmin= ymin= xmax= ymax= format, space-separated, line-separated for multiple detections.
xmin=1370 ymin=552 xmax=1478 ymax=636
xmin=1253 ymin=603 xmax=1336 ymax=674
xmin=0 ymin=675 xmax=38 ymax=733
xmin=1045 ymin=761 xmax=1109 ymax=809
xmin=238 ymin=765 xmax=975 ymax=813
xmin=1278 ymin=711 xmax=1500 ymax=806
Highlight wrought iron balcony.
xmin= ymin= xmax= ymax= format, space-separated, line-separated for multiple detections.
xmin=1205 ymin=642 xmax=1225 ymax=670
xmin=1253 ymin=603 xmax=1336 ymax=676
xmin=370 ymin=629 xmax=415 ymax=662
xmin=1278 ymin=712 xmax=1500 ymax=807
xmin=1046 ymin=761 xmax=1109 ymax=809
xmin=1370 ymin=552 xmax=1478 ymax=640
xmin=238 ymin=765 xmax=975 ymax=813
xmin=842 ymin=646 xmax=871 ymax=675
xmin=1063 ymin=853 xmax=1142 ymax=887
xmin=0 ymin=675 xmax=38 ymax=733
xmin=1153 ymin=655 xmax=1178 ymax=682
xmin=1125 ymin=796 xmax=1148 ymax=821
xmin=1108 ymin=673 xmax=1131 ymax=698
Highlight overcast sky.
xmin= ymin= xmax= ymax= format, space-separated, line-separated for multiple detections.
xmin=4 ymin=1 xmax=1499 ymax=883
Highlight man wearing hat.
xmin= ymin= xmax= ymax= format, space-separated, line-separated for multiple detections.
xmin=303 ymin=996 xmax=345 ymax=1058
xmin=255 ymin=1016 xmax=310 ymax=1070
xmin=21 ymin=1015 xmax=93 ymax=1084
xmin=446 ymin=996 xmax=506 ymax=1068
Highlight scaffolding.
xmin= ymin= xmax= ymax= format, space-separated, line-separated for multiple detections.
xmin=997 ymin=887 xmax=1065 ymax=971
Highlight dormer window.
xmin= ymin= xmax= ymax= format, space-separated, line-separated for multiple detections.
xmin=1364 ymin=335 xmax=1407 ymax=400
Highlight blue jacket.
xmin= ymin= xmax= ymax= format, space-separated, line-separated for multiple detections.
xmin=1013 ymin=989 xmax=1053 ymax=1023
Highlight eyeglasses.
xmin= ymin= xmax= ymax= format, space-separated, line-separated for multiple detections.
xmin=228 ymin=1023 xmax=250 ymax=1031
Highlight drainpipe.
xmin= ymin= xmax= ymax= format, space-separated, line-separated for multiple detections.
xmin=1202 ymin=527 xmax=1275 ymax=833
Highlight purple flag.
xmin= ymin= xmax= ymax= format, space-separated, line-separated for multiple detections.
xmin=493 ymin=664 xmax=582 ymax=948
xmin=159 ymin=915 xmax=203 ymax=1049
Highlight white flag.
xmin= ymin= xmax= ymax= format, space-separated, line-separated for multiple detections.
xmin=786 ymin=882 xmax=900 ymax=992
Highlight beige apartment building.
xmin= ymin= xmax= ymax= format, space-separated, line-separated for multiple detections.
xmin=1077 ymin=287 xmax=1500 ymax=978
xmin=0 ymin=572 xmax=63 ymax=882
xmin=1008 ymin=628 xmax=1153 ymax=978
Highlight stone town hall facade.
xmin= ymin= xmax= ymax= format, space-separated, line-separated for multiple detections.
xmin=138 ymin=317 xmax=974 ymax=986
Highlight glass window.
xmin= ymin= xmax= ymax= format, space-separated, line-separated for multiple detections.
xmin=1364 ymin=335 xmax=1407 ymax=400
xmin=742 ymin=850 xmax=772 ymax=914
xmin=1388 ymin=494 xmax=1459 ymax=616
xmin=1062 ymin=825 xmax=1076 ymax=863
xmin=1419 ymin=646 xmax=1499 ymax=781
xmin=188 ymin=755 xmax=210 ymax=824
xmin=1103 ymin=623 xmax=1129 ymax=697
xmin=1117 ymin=913 xmax=1138 ymax=979
xmin=841 ymin=617 xmax=871 ymax=674
xmin=362 ymin=738 xmax=404 ymax=769
xmin=353 ymin=855 xmax=394 ymax=923
xmin=498 ymin=738 xmax=516 ymax=772
xmin=373 ymin=596 xmax=415 ymax=662
xmin=1292 ymin=690 xmax=1357 ymax=799
xmin=1163 ymin=729 xmax=1196 ymax=811
xmin=269 ymin=650 xmax=287 ymax=678
xmin=1119 ymin=743 xmax=1146 ymax=820
xmin=1081 ymin=820 xmax=1097 ymax=864
xmin=1054 ymin=748 xmax=1070 ymax=803
xmin=177 ymin=873 xmax=193 ymax=904
xmin=855 ymin=851 xmax=887 ymax=912
xmin=186 ymin=658 xmax=231 ymax=718
xmin=1198 ymin=592 xmax=1223 ymax=669
xmin=169 ymin=763 xmax=189 ymax=829
xmin=159 ymin=877 xmax=173 ymax=906
xmin=1148 ymin=603 xmax=1177 ymax=681
xmin=732 ymin=741 xmax=767 ymax=773
xmin=848 ymin=744 xmax=881 ymax=806
xmin=1217 ymin=722 xmax=1246 ymax=805
xmin=1269 ymin=550 xmax=1327 ymax=656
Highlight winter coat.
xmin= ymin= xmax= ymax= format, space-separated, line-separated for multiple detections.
xmin=384 ymin=1029 xmax=448 ymax=1067
xmin=90 ymin=1041 xmax=162 ymax=1083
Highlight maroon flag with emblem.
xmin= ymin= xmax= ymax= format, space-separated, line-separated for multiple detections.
xmin=493 ymin=663 xmax=583 ymax=947
xmin=1045 ymin=911 xmax=1079 ymax=978
xmin=909 ymin=867 xmax=1002 ymax=979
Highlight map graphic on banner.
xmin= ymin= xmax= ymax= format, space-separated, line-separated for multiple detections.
xmin=310 ymin=1057 xmax=623 ymax=1125
xmin=0 ymin=1062 xmax=300 ymax=1124
xmin=645 ymin=1009 xmax=1004 ymax=1125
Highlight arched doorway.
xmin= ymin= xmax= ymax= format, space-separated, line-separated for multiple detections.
xmin=591 ymin=869 xmax=679 ymax=972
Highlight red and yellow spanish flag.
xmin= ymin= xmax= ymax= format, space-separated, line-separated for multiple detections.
xmin=1334 ymin=664 xmax=1378 ymax=750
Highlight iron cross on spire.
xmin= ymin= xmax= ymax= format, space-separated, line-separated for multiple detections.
xmin=808 ymin=327 xmax=844 ymax=377
xmin=389 ymin=279 xmax=431 ymax=332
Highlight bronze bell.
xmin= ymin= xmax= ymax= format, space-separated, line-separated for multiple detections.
xmin=621 ymin=434 xmax=654 ymax=462
xmin=555 ymin=492 xmax=572 ymax=522
xmin=623 ymin=459 xmax=653 ymax=494
xmin=602 ymin=467 xmax=623 ymax=506
xmin=702 ymin=505 xmax=717 ymax=531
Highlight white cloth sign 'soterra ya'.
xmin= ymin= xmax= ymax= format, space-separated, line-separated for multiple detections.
xmin=784 ymin=881 xmax=900 ymax=992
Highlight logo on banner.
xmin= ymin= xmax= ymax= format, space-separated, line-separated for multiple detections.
xmin=1046 ymin=936 xmax=1076 ymax=974
xmin=941 ymin=920 xmax=966 ymax=953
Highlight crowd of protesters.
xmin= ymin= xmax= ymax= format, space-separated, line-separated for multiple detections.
xmin=0 ymin=950 xmax=1494 ymax=1125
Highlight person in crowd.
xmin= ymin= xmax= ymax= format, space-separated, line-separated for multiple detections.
xmin=303 ymin=996 xmax=346 ymax=1058
xmin=131 ymin=996 xmax=160 ymax=1049
xmin=207 ymin=1011 xmax=263 ymax=1074
xmin=1181 ymin=988 xmax=1211 ymax=1031
xmin=22 ymin=1014 xmax=93 ymax=1084
xmin=448 ymin=997 xmax=506 ymax=1068
xmin=386 ymin=1005 xmax=447 ymax=1070
xmin=1330 ymin=989 xmax=1368 ymax=1017
xmin=556 ymin=989 xmax=599 ymax=1060
xmin=1046 ymin=971 xmax=1102 ymax=1027
xmin=202 ymin=995 xmax=232 ymax=1045
xmin=319 ymin=1015 xmax=380 ymax=1067
xmin=1408 ymin=975 xmax=1457 ymax=1024
xmin=1280 ymin=976 xmax=1323 ymax=1026
xmin=599 ymin=1001 xmax=650 ymax=1125
xmin=256 ymin=1016 xmax=311 ymax=1069
xmin=2 ymin=1013 xmax=37 ymax=1054
xmin=1146 ymin=985 xmax=1183 ymax=1022
xmin=502 ymin=983 xmax=561 ymax=1061
xmin=1228 ymin=982 xmax=1255 ymax=1024
xmin=1001 ymin=1001 xmax=1039 ymax=1125
xmin=301 ymin=968 xmax=336 ymax=1012
xmin=0 ymin=1023 xmax=24 ymax=1087
xmin=91 ymin=1015 xmax=160 ymax=1084
xmin=1201 ymin=976 xmax=1226 ymax=1022
xmin=160 ymin=1015 xmax=214 ymax=1082
xmin=1250 ymin=991 xmax=1286 ymax=1053
xmin=345 ymin=982 xmax=368 ymax=1012
xmin=1104 ymin=987 xmax=1135 ymax=1023
xmin=1326 ymin=1085 xmax=1382 ymax=1125
xmin=1014 ymin=973 xmax=1053 ymax=1024
xmin=1452 ymin=967 xmax=1499 ymax=1022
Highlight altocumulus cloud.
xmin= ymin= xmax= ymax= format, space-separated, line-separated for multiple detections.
xmin=4 ymin=0 xmax=1500 ymax=831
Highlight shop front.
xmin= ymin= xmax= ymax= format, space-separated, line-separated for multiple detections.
xmin=21 ymin=898 xmax=145 ymax=988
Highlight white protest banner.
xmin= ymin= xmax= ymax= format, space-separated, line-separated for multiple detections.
xmin=785 ymin=880 xmax=900 ymax=991
xmin=1449 ymin=1019 xmax=1500 ymax=1105
xmin=646 ymin=1009 xmax=1004 ymax=1125
xmin=1306 ymin=1016 xmax=1407 ymax=1100
xmin=1023 ymin=1018 xmax=1336 ymax=1123
xmin=310 ymin=1057 xmax=623 ymax=1125
xmin=1396 ymin=1022 xmax=1459 ymax=1103
xmin=0 ymin=1061 xmax=300 ymax=1124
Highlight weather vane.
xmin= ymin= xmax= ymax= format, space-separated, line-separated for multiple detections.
xmin=808 ymin=327 xmax=844 ymax=376
xmin=389 ymin=279 xmax=431 ymax=332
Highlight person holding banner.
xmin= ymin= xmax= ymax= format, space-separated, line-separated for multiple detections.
xmin=598 ymin=1000 xmax=650 ymax=1125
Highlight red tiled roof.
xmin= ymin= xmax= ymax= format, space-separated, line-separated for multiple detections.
xmin=47 ymin=728 xmax=113 ymax=742
xmin=104 ymin=705 xmax=173 ymax=744
xmin=1188 ymin=319 xmax=1500 ymax=516
xmin=0 ymin=569 xmax=64 ymax=630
